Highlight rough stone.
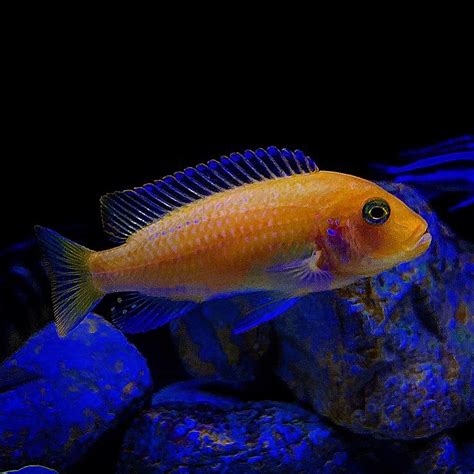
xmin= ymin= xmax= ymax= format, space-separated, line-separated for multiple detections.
xmin=0 ymin=313 xmax=152 ymax=471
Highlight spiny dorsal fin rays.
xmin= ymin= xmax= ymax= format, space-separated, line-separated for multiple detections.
xmin=100 ymin=147 xmax=319 ymax=243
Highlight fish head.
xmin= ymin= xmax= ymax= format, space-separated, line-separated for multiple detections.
xmin=322 ymin=174 xmax=432 ymax=278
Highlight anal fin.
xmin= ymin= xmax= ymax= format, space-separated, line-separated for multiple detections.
xmin=110 ymin=292 xmax=198 ymax=334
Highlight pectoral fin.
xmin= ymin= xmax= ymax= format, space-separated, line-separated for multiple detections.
xmin=267 ymin=250 xmax=333 ymax=290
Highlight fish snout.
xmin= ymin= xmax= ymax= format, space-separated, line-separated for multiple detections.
xmin=406 ymin=220 xmax=432 ymax=258
xmin=413 ymin=231 xmax=432 ymax=255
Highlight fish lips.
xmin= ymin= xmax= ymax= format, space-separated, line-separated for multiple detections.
xmin=411 ymin=231 xmax=432 ymax=257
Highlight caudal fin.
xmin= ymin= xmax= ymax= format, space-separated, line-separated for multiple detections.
xmin=35 ymin=226 xmax=104 ymax=337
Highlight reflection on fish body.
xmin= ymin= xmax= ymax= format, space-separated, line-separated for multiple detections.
xmin=36 ymin=148 xmax=431 ymax=336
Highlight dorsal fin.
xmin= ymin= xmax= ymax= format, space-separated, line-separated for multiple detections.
xmin=100 ymin=147 xmax=319 ymax=243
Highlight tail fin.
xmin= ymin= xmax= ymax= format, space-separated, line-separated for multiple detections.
xmin=35 ymin=226 xmax=104 ymax=337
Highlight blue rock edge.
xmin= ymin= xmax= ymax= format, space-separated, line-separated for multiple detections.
xmin=0 ymin=313 xmax=152 ymax=471
xmin=118 ymin=381 xmax=474 ymax=473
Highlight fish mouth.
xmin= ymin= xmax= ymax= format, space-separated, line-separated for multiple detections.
xmin=405 ymin=227 xmax=432 ymax=259
xmin=413 ymin=232 xmax=432 ymax=255
xmin=415 ymin=232 xmax=432 ymax=248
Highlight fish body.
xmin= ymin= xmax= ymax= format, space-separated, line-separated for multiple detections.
xmin=36 ymin=148 xmax=432 ymax=336
xmin=92 ymin=171 xmax=343 ymax=299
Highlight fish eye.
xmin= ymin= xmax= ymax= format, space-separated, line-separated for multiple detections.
xmin=362 ymin=199 xmax=390 ymax=225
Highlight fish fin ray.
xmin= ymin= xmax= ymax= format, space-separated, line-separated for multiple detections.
xmin=100 ymin=147 xmax=318 ymax=243
xmin=267 ymin=250 xmax=333 ymax=290
xmin=233 ymin=296 xmax=300 ymax=334
xmin=110 ymin=292 xmax=197 ymax=333
xmin=35 ymin=226 xmax=104 ymax=337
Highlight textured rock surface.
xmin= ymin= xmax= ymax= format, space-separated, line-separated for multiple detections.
xmin=170 ymin=184 xmax=473 ymax=440
xmin=0 ymin=313 xmax=152 ymax=472
xmin=352 ymin=430 xmax=474 ymax=473
xmin=118 ymin=381 xmax=357 ymax=473
xmin=170 ymin=295 xmax=272 ymax=384
xmin=119 ymin=381 xmax=474 ymax=473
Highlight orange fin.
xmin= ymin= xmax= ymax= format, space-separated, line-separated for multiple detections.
xmin=35 ymin=226 xmax=104 ymax=337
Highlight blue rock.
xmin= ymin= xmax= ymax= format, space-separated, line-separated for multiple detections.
xmin=118 ymin=381 xmax=358 ymax=473
xmin=119 ymin=381 xmax=474 ymax=472
xmin=351 ymin=430 xmax=474 ymax=473
xmin=0 ymin=313 xmax=152 ymax=472
xmin=170 ymin=294 xmax=272 ymax=384
xmin=151 ymin=378 xmax=243 ymax=408
xmin=4 ymin=466 xmax=58 ymax=474
xmin=408 ymin=435 xmax=458 ymax=473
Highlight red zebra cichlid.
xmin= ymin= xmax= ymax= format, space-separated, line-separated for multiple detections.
xmin=36 ymin=147 xmax=432 ymax=336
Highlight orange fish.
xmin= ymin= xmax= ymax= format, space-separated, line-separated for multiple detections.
xmin=36 ymin=147 xmax=432 ymax=336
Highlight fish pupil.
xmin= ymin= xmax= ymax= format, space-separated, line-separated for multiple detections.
xmin=363 ymin=199 xmax=390 ymax=224
xmin=370 ymin=207 xmax=386 ymax=219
